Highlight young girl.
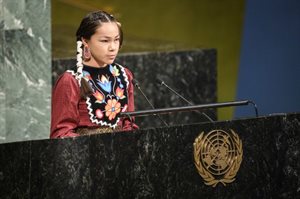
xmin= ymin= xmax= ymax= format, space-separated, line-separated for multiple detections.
xmin=50 ymin=11 xmax=138 ymax=138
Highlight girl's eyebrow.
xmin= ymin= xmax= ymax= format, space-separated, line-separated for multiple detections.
xmin=99 ymin=35 xmax=120 ymax=39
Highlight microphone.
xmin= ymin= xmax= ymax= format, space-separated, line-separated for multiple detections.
xmin=156 ymin=78 xmax=214 ymax=122
xmin=132 ymin=79 xmax=169 ymax=127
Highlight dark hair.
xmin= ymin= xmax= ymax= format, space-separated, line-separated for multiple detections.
xmin=75 ymin=11 xmax=123 ymax=98
xmin=76 ymin=10 xmax=123 ymax=47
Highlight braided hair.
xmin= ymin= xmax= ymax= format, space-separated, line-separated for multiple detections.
xmin=75 ymin=10 xmax=123 ymax=98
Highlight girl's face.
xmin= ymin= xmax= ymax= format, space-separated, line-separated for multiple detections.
xmin=83 ymin=22 xmax=120 ymax=67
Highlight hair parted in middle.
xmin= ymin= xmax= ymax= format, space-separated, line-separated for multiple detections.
xmin=75 ymin=10 xmax=123 ymax=98
xmin=76 ymin=10 xmax=123 ymax=46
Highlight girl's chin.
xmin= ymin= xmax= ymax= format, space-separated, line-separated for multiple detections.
xmin=106 ymin=60 xmax=115 ymax=64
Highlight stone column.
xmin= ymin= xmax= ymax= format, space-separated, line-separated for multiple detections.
xmin=0 ymin=0 xmax=51 ymax=143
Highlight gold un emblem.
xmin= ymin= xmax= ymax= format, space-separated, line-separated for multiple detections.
xmin=193 ymin=129 xmax=243 ymax=187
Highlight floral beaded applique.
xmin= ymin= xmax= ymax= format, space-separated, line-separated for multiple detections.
xmin=82 ymin=63 xmax=129 ymax=128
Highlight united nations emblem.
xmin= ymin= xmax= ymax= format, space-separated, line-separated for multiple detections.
xmin=193 ymin=129 xmax=243 ymax=187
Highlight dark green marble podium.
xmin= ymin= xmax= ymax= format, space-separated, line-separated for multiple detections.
xmin=0 ymin=113 xmax=299 ymax=198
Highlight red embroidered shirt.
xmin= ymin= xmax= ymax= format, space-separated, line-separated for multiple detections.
xmin=50 ymin=68 xmax=138 ymax=138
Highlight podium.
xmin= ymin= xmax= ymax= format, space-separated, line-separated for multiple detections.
xmin=0 ymin=112 xmax=299 ymax=198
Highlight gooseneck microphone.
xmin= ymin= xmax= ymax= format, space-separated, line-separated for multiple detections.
xmin=132 ymin=79 xmax=169 ymax=127
xmin=156 ymin=78 xmax=214 ymax=122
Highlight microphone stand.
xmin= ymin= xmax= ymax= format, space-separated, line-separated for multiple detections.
xmin=158 ymin=79 xmax=214 ymax=122
xmin=133 ymin=79 xmax=169 ymax=127
xmin=120 ymin=100 xmax=258 ymax=118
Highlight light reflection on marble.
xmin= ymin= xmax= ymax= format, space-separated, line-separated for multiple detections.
xmin=0 ymin=0 xmax=51 ymax=143
xmin=0 ymin=0 xmax=6 ymax=142
xmin=0 ymin=92 xmax=5 ymax=142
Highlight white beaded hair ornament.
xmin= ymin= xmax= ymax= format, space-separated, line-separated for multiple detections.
xmin=76 ymin=40 xmax=84 ymax=86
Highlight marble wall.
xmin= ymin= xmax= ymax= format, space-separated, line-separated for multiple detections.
xmin=0 ymin=0 xmax=51 ymax=143
xmin=0 ymin=0 xmax=5 ymax=141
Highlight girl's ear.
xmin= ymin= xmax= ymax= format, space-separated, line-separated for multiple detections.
xmin=81 ymin=37 xmax=89 ymax=46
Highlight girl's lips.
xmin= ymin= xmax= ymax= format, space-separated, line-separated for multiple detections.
xmin=107 ymin=55 xmax=116 ymax=59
